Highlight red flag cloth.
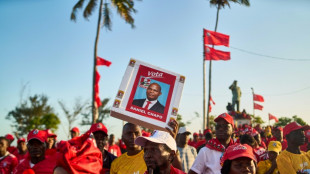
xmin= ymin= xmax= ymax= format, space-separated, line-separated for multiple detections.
xmin=56 ymin=132 xmax=103 ymax=174
xmin=254 ymin=103 xmax=263 ymax=110
xmin=208 ymin=96 xmax=216 ymax=113
xmin=269 ymin=113 xmax=279 ymax=122
xmin=204 ymin=29 xmax=230 ymax=47
xmin=205 ymin=46 xmax=230 ymax=61
xmin=253 ymin=94 xmax=264 ymax=102
xmin=95 ymin=70 xmax=102 ymax=107
xmin=96 ymin=57 xmax=112 ymax=67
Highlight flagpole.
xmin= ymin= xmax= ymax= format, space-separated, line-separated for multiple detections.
xmin=203 ymin=30 xmax=206 ymax=130
xmin=251 ymin=87 xmax=255 ymax=117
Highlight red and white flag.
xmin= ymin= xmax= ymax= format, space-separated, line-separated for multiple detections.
xmin=254 ymin=103 xmax=263 ymax=110
xmin=204 ymin=46 xmax=230 ymax=61
xmin=208 ymin=96 xmax=216 ymax=113
xmin=204 ymin=29 xmax=230 ymax=47
xmin=269 ymin=113 xmax=279 ymax=122
xmin=96 ymin=57 xmax=112 ymax=67
xmin=253 ymin=94 xmax=264 ymax=102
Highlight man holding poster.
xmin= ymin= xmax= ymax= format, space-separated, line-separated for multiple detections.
xmin=132 ymin=83 xmax=165 ymax=114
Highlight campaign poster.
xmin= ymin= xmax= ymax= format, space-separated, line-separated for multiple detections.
xmin=110 ymin=59 xmax=185 ymax=131
xmin=126 ymin=65 xmax=176 ymax=123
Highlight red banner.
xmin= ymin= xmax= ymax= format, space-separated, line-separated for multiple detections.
xmin=204 ymin=46 xmax=230 ymax=61
xmin=253 ymin=94 xmax=264 ymax=102
xmin=254 ymin=103 xmax=263 ymax=110
xmin=204 ymin=29 xmax=230 ymax=47
xmin=269 ymin=113 xmax=278 ymax=122
xmin=96 ymin=57 xmax=112 ymax=67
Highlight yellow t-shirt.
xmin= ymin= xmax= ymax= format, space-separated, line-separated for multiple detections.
xmin=277 ymin=150 xmax=310 ymax=174
xmin=257 ymin=159 xmax=279 ymax=174
xmin=110 ymin=150 xmax=147 ymax=174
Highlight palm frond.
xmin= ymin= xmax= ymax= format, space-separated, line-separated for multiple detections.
xmin=83 ymin=0 xmax=98 ymax=20
xmin=71 ymin=0 xmax=86 ymax=21
xmin=111 ymin=0 xmax=136 ymax=28
xmin=102 ymin=3 xmax=112 ymax=31
xmin=239 ymin=0 xmax=250 ymax=6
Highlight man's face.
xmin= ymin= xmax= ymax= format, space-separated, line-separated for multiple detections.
xmin=122 ymin=125 xmax=141 ymax=150
xmin=93 ymin=131 xmax=108 ymax=152
xmin=143 ymin=141 xmax=172 ymax=172
xmin=17 ymin=141 xmax=27 ymax=152
xmin=215 ymin=119 xmax=233 ymax=141
xmin=273 ymin=129 xmax=283 ymax=141
xmin=146 ymin=84 xmax=161 ymax=101
xmin=230 ymin=157 xmax=256 ymax=174
xmin=70 ymin=131 xmax=78 ymax=139
xmin=0 ymin=139 xmax=8 ymax=155
xmin=27 ymin=139 xmax=45 ymax=158
xmin=178 ymin=133 xmax=189 ymax=147
xmin=287 ymin=129 xmax=306 ymax=146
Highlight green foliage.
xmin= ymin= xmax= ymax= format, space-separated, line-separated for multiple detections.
xmin=59 ymin=99 xmax=86 ymax=136
xmin=250 ymin=115 xmax=265 ymax=125
xmin=293 ymin=115 xmax=307 ymax=126
xmin=81 ymin=98 xmax=110 ymax=125
xmin=71 ymin=0 xmax=138 ymax=29
xmin=209 ymin=0 xmax=250 ymax=9
xmin=274 ymin=115 xmax=307 ymax=127
xmin=274 ymin=117 xmax=292 ymax=127
xmin=6 ymin=95 xmax=60 ymax=137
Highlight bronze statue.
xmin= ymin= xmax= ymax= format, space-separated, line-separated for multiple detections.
xmin=229 ymin=80 xmax=241 ymax=112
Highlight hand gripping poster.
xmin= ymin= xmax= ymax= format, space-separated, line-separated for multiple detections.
xmin=110 ymin=59 xmax=185 ymax=131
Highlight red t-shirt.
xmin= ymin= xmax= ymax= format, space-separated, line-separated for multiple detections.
xmin=7 ymin=146 xmax=18 ymax=155
xmin=0 ymin=153 xmax=18 ymax=174
xmin=144 ymin=165 xmax=186 ymax=174
xmin=253 ymin=146 xmax=267 ymax=162
xmin=13 ymin=155 xmax=57 ymax=174
xmin=108 ymin=144 xmax=121 ymax=157
xmin=13 ymin=151 xmax=28 ymax=162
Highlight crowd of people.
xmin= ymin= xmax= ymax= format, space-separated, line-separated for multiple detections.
xmin=1 ymin=113 xmax=310 ymax=174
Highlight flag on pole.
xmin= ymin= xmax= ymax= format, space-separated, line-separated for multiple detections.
xmin=96 ymin=57 xmax=112 ymax=67
xmin=253 ymin=94 xmax=264 ymax=102
xmin=269 ymin=113 xmax=279 ymax=122
xmin=208 ymin=96 xmax=216 ymax=113
xmin=204 ymin=46 xmax=230 ymax=61
xmin=254 ymin=103 xmax=263 ymax=110
xmin=204 ymin=29 xmax=230 ymax=47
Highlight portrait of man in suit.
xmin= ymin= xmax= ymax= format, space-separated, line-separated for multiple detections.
xmin=132 ymin=83 xmax=165 ymax=114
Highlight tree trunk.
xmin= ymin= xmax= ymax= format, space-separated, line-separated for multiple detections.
xmin=206 ymin=4 xmax=220 ymax=129
xmin=92 ymin=0 xmax=104 ymax=124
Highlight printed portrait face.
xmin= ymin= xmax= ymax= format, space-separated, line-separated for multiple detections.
xmin=146 ymin=83 xmax=162 ymax=101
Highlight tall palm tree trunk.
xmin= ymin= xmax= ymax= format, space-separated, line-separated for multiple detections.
xmin=92 ymin=0 xmax=104 ymax=124
xmin=206 ymin=4 xmax=220 ymax=129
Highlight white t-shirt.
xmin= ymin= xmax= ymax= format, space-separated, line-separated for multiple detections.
xmin=190 ymin=146 xmax=223 ymax=174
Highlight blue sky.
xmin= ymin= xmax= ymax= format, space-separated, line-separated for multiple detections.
xmin=1 ymin=0 xmax=310 ymax=143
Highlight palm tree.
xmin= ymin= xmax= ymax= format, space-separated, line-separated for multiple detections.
xmin=205 ymin=0 xmax=250 ymax=129
xmin=70 ymin=0 xmax=138 ymax=124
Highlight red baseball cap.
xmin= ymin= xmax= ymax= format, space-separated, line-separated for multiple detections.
xmin=71 ymin=127 xmax=80 ymax=134
xmin=17 ymin=138 xmax=26 ymax=144
xmin=193 ymin=132 xmax=199 ymax=137
xmin=283 ymin=122 xmax=310 ymax=137
xmin=89 ymin=123 xmax=108 ymax=135
xmin=23 ymin=169 xmax=35 ymax=174
xmin=214 ymin=113 xmax=234 ymax=128
xmin=27 ymin=129 xmax=47 ymax=143
xmin=46 ymin=129 xmax=57 ymax=138
xmin=5 ymin=134 xmax=14 ymax=141
xmin=220 ymin=143 xmax=256 ymax=165
xmin=204 ymin=129 xmax=212 ymax=135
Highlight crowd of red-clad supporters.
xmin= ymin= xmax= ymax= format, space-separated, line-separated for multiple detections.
xmin=2 ymin=113 xmax=310 ymax=174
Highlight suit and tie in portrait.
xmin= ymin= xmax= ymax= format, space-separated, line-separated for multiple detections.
xmin=132 ymin=83 xmax=165 ymax=114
